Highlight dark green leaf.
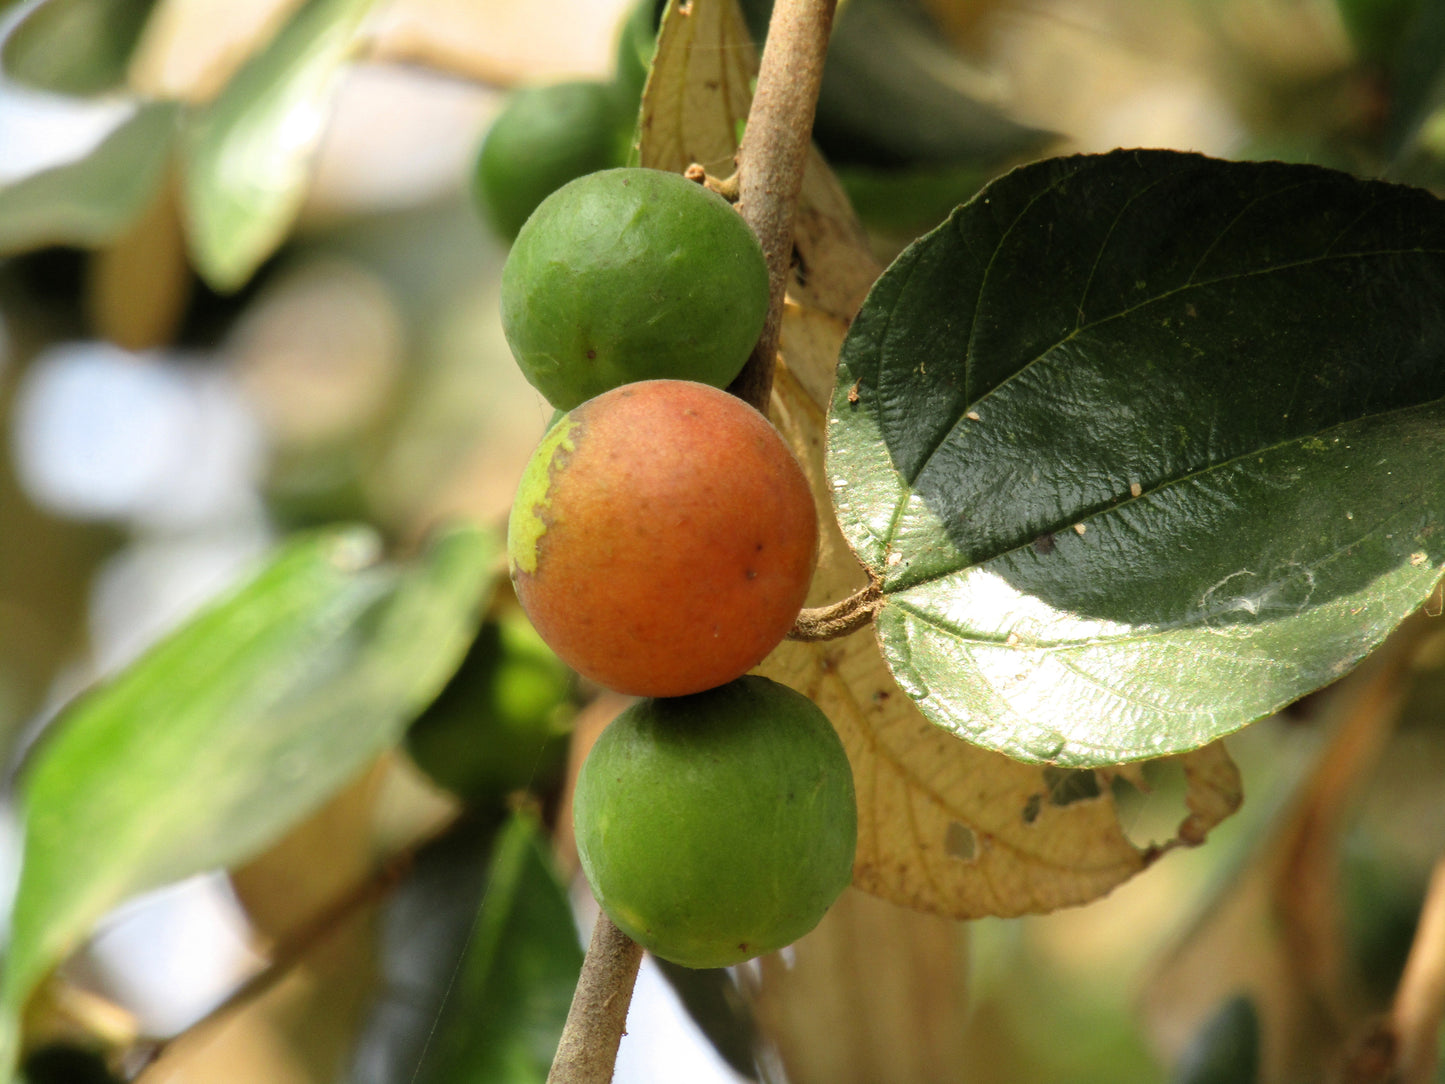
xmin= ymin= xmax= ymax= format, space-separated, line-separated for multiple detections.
xmin=813 ymin=0 xmax=1052 ymax=170
xmin=652 ymin=959 xmax=761 ymax=1081
xmin=1 ymin=0 xmax=155 ymax=96
xmin=412 ymin=814 xmax=583 ymax=1084
xmin=835 ymin=162 xmax=993 ymax=237
xmin=1170 ymin=997 xmax=1260 ymax=1084
xmin=180 ymin=0 xmax=378 ymax=292
xmin=831 ymin=150 xmax=1445 ymax=765
xmin=347 ymin=816 xmax=499 ymax=1083
xmin=1384 ymin=0 xmax=1445 ymax=152
xmin=0 ymin=524 xmax=500 ymax=1075
xmin=1385 ymin=1 xmax=1445 ymax=188
xmin=1335 ymin=0 xmax=1425 ymax=63
xmin=0 ymin=101 xmax=176 ymax=254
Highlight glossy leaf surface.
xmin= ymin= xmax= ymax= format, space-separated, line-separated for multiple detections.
xmin=831 ymin=150 xmax=1445 ymax=765
xmin=0 ymin=524 xmax=499 ymax=1075
xmin=180 ymin=0 xmax=376 ymax=291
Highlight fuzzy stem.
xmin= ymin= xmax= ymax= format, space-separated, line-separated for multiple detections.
xmin=728 ymin=0 xmax=837 ymax=413
xmin=788 ymin=581 xmax=883 ymax=641
xmin=546 ymin=914 xmax=646 ymax=1084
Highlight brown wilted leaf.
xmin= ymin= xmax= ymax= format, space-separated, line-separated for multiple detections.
xmin=642 ymin=0 xmax=1243 ymax=920
xmin=746 ymin=887 xmax=971 ymax=1084
xmin=638 ymin=0 xmax=878 ymax=320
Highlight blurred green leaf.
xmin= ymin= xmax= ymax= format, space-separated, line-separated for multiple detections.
xmin=180 ymin=0 xmax=378 ymax=292
xmin=1170 ymin=997 xmax=1260 ymax=1084
xmin=1335 ymin=0 xmax=1424 ymax=63
xmin=813 ymin=0 xmax=1051 ymax=169
xmin=738 ymin=0 xmax=1050 ymax=170
xmin=412 ymin=814 xmax=583 ymax=1084
xmin=832 ymin=150 xmax=1445 ymax=766
xmin=0 ymin=101 xmax=176 ymax=254
xmin=1385 ymin=1 xmax=1445 ymax=188
xmin=835 ymin=162 xmax=992 ymax=238
xmin=1 ymin=0 xmax=155 ymax=96
xmin=653 ymin=959 xmax=761 ymax=1080
xmin=0 ymin=523 xmax=500 ymax=1077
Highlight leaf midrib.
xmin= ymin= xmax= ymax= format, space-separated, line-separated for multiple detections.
xmin=878 ymin=245 xmax=1445 ymax=564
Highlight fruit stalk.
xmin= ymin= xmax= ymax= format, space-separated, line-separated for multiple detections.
xmin=729 ymin=0 xmax=838 ymax=413
xmin=546 ymin=913 xmax=645 ymax=1084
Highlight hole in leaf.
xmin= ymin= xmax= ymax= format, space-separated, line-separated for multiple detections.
xmin=1042 ymin=766 xmax=1101 ymax=806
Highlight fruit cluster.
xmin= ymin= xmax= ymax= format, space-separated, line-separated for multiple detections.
xmin=493 ymin=165 xmax=857 ymax=968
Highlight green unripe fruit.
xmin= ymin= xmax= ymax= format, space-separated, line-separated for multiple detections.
xmin=500 ymin=167 xmax=770 ymax=410
xmin=473 ymin=81 xmax=629 ymax=242
xmin=405 ymin=611 xmax=573 ymax=805
xmin=573 ymin=676 xmax=857 ymax=969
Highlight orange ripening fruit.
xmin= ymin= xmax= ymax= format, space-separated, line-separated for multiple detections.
xmin=508 ymin=380 xmax=818 ymax=697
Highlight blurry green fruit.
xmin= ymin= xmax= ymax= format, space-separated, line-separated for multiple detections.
xmin=406 ymin=610 xmax=573 ymax=805
xmin=500 ymin=168 xmax=770 ymax=410
xmin=473 ymin=81 xmax=629 ymax=242
xmin=573 ymin=676 xmax=857 ymax=969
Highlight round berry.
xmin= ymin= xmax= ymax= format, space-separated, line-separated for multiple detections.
xmin=508 ymin=380 xmax=817 ymax=698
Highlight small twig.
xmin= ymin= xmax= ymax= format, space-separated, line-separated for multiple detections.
xmin=1389 ymin=856 xmax=1445 ymax=1082
xmin=787 ymin=581 xmax=883 ymax=641
xmin=685 ymin=163 xmax=741 ymax=203
xmin=1340 ymin=856 xmax=1445 ymax=1083
xmin=728 ymin=0 xmax=837 ymax=413
xmin=546 ymin=914 xmax=645 ymax=1084
xmin=124 ymin=836 xmax=434 ymax=1077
